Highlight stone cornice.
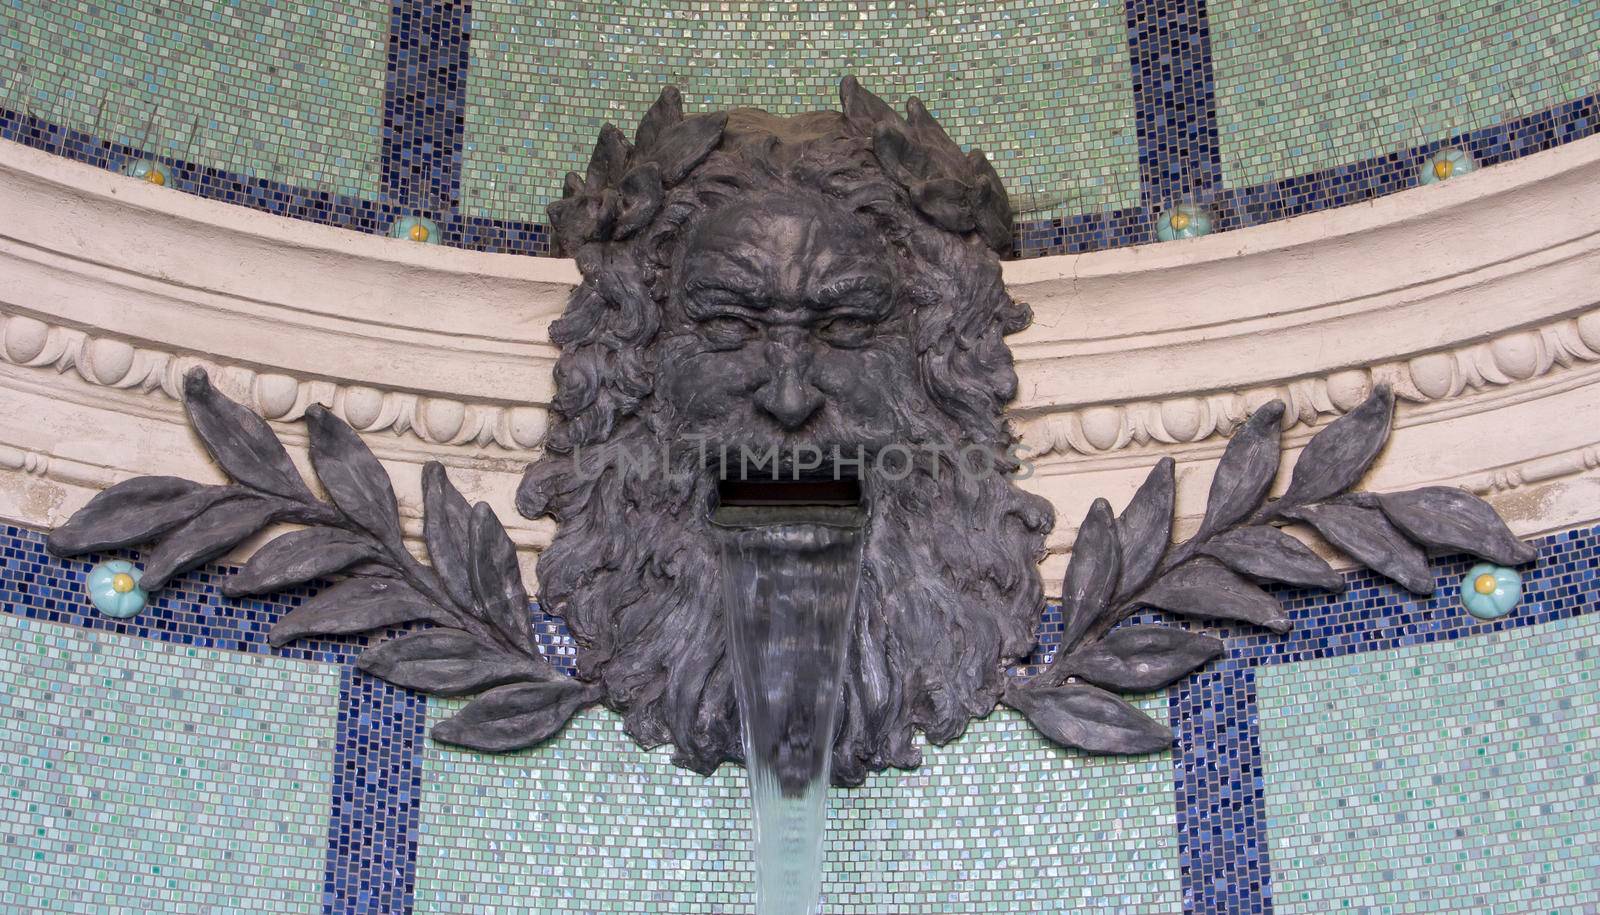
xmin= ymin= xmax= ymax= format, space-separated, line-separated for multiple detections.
xmin=7 ymin=298 xmax=1595 ymax=463
xmin=0 ymin=139 xmax=575 ymax=411
xmin=0 ymin=309 xmax=550 ymax=451
xmin=4 ymin=134 xmax=1600 ymax=588
xmin=1015 ymin=310 xmax=1600 ymax=459
xmin=5 ymin=136 xmax=1598 ymax=449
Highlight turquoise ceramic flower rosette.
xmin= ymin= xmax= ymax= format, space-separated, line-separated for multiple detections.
xmin=87 ymin=559 xmax=148 ymax=619
xmin=1156 ymin=203 xmax=1212 ymax=241
xmin=1460 ymin=563 xmax=1520 ymax=620
xmin=118 ymin=158 xmax=169 ymax=186
xmin=1420 ymin=148 xmax=1475 ymax=185
xmin=390 ymin=214 xmax=442 ymax=244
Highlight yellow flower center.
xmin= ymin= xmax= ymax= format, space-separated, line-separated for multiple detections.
xmin=1170 ymin=212 xmax=1192 ymax=231
xmin=111 ymin=572 xmax=137 ymax=594
xmin=1433 ymin=159 xmax=1454 ymax=180
xmin=409 ymin=223 xmax=430 ymax=243
xmin=144 ymin=169 xmax=166 ymax=186
xmin=1473 ymin=573 xmax=1498 ymax=595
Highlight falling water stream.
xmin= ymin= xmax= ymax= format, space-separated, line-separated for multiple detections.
xmin=715 ymin=504 xmax=864 ymax=915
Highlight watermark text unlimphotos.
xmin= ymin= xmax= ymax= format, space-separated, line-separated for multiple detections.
xmin=572 ymin=439 xmax=1034 ymax=482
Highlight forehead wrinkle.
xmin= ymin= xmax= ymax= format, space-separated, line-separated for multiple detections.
xmin=685 ymin=196 xmax=894 ymax=309
xmin=683 ymin=247 xmax=769 ymax=294
xmin=771 ymin=214 xmax=821 ymax=300
xmin=791 ymin=218 xmax=895 ymax=303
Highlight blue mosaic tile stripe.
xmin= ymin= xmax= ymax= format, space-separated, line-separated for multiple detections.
xmin=1169 ymin=666 xmax=1271 ymax=915
xmin=1017 ymin=87 xmax=1598 ymax=255
xmin=0 ymin=109 xmax=400 ymax=238
xmin=1213 ymin=532 xmax=1597 ymax=671
xmin=1213 ymin=92 xmax=1600 ymax=234
xmin=4 ymin=90 xmax=1596 ymax=262
xmin=0 ymin=524 xmax=356 ymax=664
xmin=1013 ymin=0 xmax=1228 ymax=258
xmin=445 ymin=211 xmax=554 ymax=257
xmin=323 ymin=667 xmax=427 ymax=915
xmin=1013 ymin=204 xmax=1149 ymax=259
xmin=382 ymin=0 xmax=472 ymax=228
xmin=1126 ymin=0 xmax=1222 ymax=214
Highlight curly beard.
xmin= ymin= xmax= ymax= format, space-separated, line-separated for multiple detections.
xmin=520 ymin=404 xmax=1052 ymax=786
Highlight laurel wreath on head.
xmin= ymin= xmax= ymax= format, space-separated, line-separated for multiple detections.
xmin=546 ymin=77 xmax=1015 ymax=256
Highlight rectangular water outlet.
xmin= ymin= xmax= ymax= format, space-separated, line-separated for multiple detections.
xmin=712 ymin=476 xmax=864 ymax=528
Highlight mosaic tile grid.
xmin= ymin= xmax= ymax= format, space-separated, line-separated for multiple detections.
xmin=323 ymin=667 xmax=426 ymax=915
xmin=1258 ymin=613 xmax=1600 ymax=913
xmin=1210 ymin=0 xmax=1600 ymax=188
xmin=0 ymin=612 xmax=340 ymax=913
xmin=411 ymin=704 xmax=1180 ymax=914
xmin=1170 ymin=667 xmax=1270 ymax=914
xmin=1161 ymin=527 xmax=1600 ymax=915
xmin=0 ymin=0 xmax=391 ymax=197
xmin=3 ymin=0 xmax=1599 ymax=257
xmin=2 ymin=524 xmax=359 ymax=666
xmin=4 ymin=516 xmax=1599 ymax=912
xmin=460 ymin=0 xmax=1143 ymax=225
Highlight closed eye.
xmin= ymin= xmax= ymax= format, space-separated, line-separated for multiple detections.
xmin=701 ymin=315 xmax=760 ymax=347
xmin=688 ymin=286 xmax=752 ymax=313
xmin=816 ymin=316 xmax=875 ymax=348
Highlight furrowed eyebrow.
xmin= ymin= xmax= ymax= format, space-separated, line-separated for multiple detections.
xmin=685 ymin=275 xmax=765 ymax=298
xmin=814 ymin=275 xmax=890 ymax=299
xmin=684 ymin=246 xmax=768 ymax=286
xmin=682 ymin=248 xmax=767 ymax=294
xmin=811 ymin=275 xmax=893 ymax=314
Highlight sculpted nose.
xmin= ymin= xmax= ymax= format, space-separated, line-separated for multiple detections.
xmin=754 ymin=366 xmax=824 ymax=430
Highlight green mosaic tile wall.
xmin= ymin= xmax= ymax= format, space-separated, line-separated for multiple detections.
xmin=414 ymin=704 xmax=1179 ymax=913
xmin=1258 ymin=612 xmax=1600 ymax=913
xmin=0 ymin=0 xmax=389 ymax=196
xmin=1211 ymin=0 xmax=1600 ymax=187
xmin=0 ymin=614 xmax=342 ymax=914
xmin=460 ymin=0 xmax=1142 ymax=222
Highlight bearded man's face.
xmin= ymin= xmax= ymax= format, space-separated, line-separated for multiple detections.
xmin=655 ymin=190 xmax=919 ymax=458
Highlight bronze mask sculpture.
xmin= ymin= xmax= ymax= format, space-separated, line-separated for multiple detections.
xmin=518 ymin=78 xmax=1053 ymax=785
xmin=47 ymin=78 xmax=1533 ymax=787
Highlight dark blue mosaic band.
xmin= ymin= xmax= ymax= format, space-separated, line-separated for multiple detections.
xmin=381 ymin=0 xmax=472 ymax=229
xmin=0 ymin=524 xmax=358 ymax=665
xmin=0 ymin=108 xmax=401 ymax=237
xmin=323 ymin=667 xmax=427 ymax=915
xmin=1127 ymin=0 xmax=1223 ymax=212
xmin=1170 ymin=667 xmax=1270 ymax=914
xmin=1210 ymin=93 xmax=1599 ymax=236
